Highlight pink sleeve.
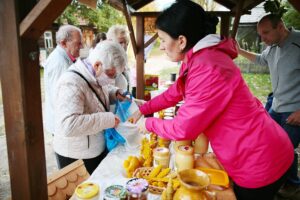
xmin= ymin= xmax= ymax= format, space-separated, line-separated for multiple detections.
xmin=145 ymin=66 xmax=235 ymax=140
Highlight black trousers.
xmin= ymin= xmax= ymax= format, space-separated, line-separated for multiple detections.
xmin=233 ymin=167 xmax=290 ymax=200
xmin=55 ymin=149 xmax=108 ymax=175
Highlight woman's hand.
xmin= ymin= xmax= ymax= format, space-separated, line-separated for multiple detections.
xmin=128 ymin=110 xmax=143 ymax=124
xmin=136 ymin=117 xmax=149 ymax=134
xmin=113 ymin=116 xmax=120 ymax=127
xmin=133 ymin=98 xmax=146 ymax=106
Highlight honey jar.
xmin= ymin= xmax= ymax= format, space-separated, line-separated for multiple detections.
xmin=172 ymin=140 xmax=192 ymax=152
xmin=175 ymin=145 xmax=194 ymax=172
xmin=153 ymin=147 xmax=170 ymax=168
xmin=75 ymin=182 xmax=99 ymax=200
xmin=126 ymin=178 xmax=148 ymax=200
xmin=193 ymin=134 xmax=209 ymax=154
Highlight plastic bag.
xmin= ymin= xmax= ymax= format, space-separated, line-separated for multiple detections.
xmin=115 ymin=94 xmax=139 ymax=122
xmin=104 ymin=128 xmax=126 ymax=151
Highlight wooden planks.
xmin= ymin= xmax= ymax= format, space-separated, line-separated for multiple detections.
xmin=1 ymin=0 xmax=50 ymax=199
xmin=20 ymin=0 xmax=71 ymax=39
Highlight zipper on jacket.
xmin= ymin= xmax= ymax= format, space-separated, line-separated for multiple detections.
xmin=87 ymin=135 xmax=90 ymax=148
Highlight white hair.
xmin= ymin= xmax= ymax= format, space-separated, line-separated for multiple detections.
xmin=56 ymin=25 xmax=82 ymax=44
xmin=106 ymin=25 xmax=129 ymax=43
xmin=87 ymin=40 xmax=127 ymax=74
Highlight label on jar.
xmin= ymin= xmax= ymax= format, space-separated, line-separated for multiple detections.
xmin=104 ymin=185 xmax=126 ymax=200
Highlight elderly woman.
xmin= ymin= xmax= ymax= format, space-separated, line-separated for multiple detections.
xmin=53 ymin=40 xmax=127 ymax=174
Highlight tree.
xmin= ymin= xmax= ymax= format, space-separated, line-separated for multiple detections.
xmin=283 ymin=2 xmax=300 ymax=29
xmin=56 ymin=0 xmax=125 ymax=32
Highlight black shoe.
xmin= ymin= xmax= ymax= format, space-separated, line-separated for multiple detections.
xmin=277 ymin=183 xmax=300 ymax=198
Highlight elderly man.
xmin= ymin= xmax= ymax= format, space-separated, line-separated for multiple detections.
xmin=237 ymin=14 xmax=300 ymax=197
xmin=43 ymin=25 xmax=82 ymax=136
xmin=106 ymin=24 xmax=130 ymax=92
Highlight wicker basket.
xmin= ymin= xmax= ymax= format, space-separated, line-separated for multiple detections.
xmin=133 ymin=167 xmax=165 ymax=194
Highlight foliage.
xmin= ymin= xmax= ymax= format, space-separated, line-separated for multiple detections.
xmin=263 ymin=0 xmax=287 ymax=17
xmin=283 ymin=2 xmax=300 ymax=29
xmin=56 ymin=0 xmax=125 ymax=32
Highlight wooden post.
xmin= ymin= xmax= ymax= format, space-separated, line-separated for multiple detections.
xmin=0 ymin=0 xmax=47 ymax=199
xmin=220 ymin=15 xmax=230 ymax=37
xmin=231 ymin=0 xmax=244 ymax=38
xmin=136 ymin=15 xmax=145 ymax=99
xmin=121 ymin=0 xmax=138 ymax=56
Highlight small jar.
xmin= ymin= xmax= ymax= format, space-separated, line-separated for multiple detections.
xmin=193 ymin=134 xmax=209 ymax=154
xmin=75 ymin=182 xmax=99 ymax=200
xmin=126 ymin=178 xmax=148 ymax=200
xmin=104 ymin=185 xmax=127 ymax=200
xmin=175 ymin=145 xmax=194 ymax=172
xmin=153 ymin=147 xmax=170 ymax=168
xmin=173 ymin=140 xmax=192 ymax=152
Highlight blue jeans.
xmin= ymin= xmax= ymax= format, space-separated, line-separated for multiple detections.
xmin=269 ymin=109 xmax=300 ymax=185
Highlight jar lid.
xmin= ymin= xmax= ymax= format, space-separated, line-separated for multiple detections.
xmin=75 ymin=182 xmax=99 ymax=199
xmin=154 ymin=147 xmax=170 ymax=156
xmin=126 ymin=178 xmax=148 ymax=194
xmin=104 ymin=185 xmax=127 ymax=199
xmin=176 ymin=145 xmax=194 ymax=154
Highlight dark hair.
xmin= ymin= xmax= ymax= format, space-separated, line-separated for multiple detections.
xmin=92 ymin=32 xmax=107 ymax=48
xmin=156 ymin=0 xmax=219 ymax=52
xmin=259 ymin=14 xmax=283 ymax=29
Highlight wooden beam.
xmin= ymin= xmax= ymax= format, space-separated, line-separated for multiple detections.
xmin=0 ymin=0 xmax=47 ymax=199
xmin=144 ymin=32 xmax=158 ymax=48
xmin=20 ymin=0 xmax=72 ymax=39
xmin=231 ymin=0 xmax=245 ymax=38
xmin=129 ymin=0 xmax=152 ymax=10
xmin=288 ymin=0 xmax=300 ymax=12
xmin=136 ymin=15 xmax=145 ymax=99
xmin=131 ymin=11 xmax=240 ymax=18
xmin=121 ymin=0 xmax=138 ymax=56
xmin=220 ymin=15 xmax=230 ymax=37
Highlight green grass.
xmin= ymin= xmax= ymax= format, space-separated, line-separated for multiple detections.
xmin=157 ymin=67 xmax=272 ymax=104
xmin=242 ymin=73 xmax=272 ymax=104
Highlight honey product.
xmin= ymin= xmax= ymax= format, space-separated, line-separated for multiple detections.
xmin=153 ymin=147 xmax=170 ymax=168
xmin=75 ymin=182 xmax=99 ymax=200
xmin=175 ymin=145 xmax=194 ymax=172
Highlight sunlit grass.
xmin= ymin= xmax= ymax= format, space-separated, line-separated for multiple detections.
xmin=157 ymin=67 xmax=272 ymax=104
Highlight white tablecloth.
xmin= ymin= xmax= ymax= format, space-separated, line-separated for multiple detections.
xmin=86 ymin=144 xmax=161 ymax=200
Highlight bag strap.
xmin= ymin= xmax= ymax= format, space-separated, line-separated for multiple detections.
xmin=69 ymin=70 xmax=109 ymax=112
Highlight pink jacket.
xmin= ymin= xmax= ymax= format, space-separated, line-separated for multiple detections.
xmin=140 ymin=35 xmax=293 ymax=188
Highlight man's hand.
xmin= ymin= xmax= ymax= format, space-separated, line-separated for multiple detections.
xmin=127 ymin=110 xmax=143 ymax=124
xmin=286 ymin=109 xmax=300 ymax=126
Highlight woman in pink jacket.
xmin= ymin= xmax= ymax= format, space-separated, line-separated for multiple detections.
xmin=129 ymin=1 xmax=294 ymax=199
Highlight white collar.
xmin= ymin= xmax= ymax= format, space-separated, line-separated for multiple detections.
xmin=193 ymin=34 xmax=221 ymax=53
